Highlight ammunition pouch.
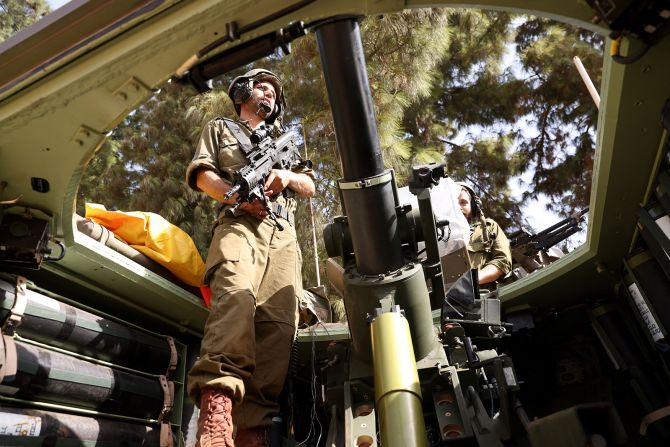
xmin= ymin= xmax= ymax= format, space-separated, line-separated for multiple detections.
xmin=270 ymin=202 xmax=294 ymax=226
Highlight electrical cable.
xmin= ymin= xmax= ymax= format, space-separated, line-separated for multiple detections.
xmin=295 ymin=322 xmax=330 ymax=446
xmin=417 ymin=222 xmax=450 ymax=257
xmin=483 ymin=369 xmax=496 ymax=417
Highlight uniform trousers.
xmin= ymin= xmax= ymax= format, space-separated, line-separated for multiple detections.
xmin=187 ymin=214 xmax=300 ymax=429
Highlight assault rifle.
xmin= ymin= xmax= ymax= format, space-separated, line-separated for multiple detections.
xmin=223 ymin=126 xmax=302 ymax=230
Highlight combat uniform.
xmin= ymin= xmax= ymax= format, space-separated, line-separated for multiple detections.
xmin=467 ymin=217 xmax=512 ymax=287
xmin=185 ymin=117 xmax=313 ymax=430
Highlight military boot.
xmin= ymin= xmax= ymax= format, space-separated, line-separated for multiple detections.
xmin=195 ymin=387 xmax=234 ymax=447
xmin=234 ymin=426 xmax=270 ymax=447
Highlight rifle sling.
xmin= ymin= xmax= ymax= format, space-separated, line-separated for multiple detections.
xmin=222 ymin=118 xmax=254 ymax=155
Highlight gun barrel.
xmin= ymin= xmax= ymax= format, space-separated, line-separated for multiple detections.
xmin=534 ymin=207 xmax=589 ymax=239
xmin=512 ymin=207 xmax=589 ymax=250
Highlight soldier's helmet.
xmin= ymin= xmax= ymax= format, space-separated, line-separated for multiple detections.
xmin=227 ymin=68 xmax=285 ymax=124
xmin=455 ymin=182 xmax=484 ymax=220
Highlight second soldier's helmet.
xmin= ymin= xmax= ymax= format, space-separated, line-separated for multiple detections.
xmin=456 ymin=182 xmax=484 ymax=220
xmin=227 ymin=68 xmax=285 ymax=124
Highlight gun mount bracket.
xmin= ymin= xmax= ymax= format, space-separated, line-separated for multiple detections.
xmin=338 ymin=171 xmax=392 ymax=190
xmin=408 ymin=163 xmax=446 ymax=190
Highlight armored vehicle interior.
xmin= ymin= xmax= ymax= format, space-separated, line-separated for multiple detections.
xmin=1 ymin=0 xmax=670 ymax=446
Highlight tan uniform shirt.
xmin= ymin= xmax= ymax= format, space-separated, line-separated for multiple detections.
xmin=467 ymin=217 xmax=513 ymax=283
xmin=185 ymin=118 xmax=314 ymax=278
xmin=185 ymin=118 xmax=313 ymax=217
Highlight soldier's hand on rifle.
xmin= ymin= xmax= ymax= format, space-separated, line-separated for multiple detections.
xmin=264 ymin=169 xmax=293 ymax=196
xmin=239 ymin=199 xmax=268 ymax=220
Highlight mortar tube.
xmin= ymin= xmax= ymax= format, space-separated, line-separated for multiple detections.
xmin=315 ymin=17 xmax=403 ymax=274
xmin=371 ymin=308 xmax=428 ymax=447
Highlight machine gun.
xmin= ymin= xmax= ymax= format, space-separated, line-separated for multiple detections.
xmin=508 ymin=207 xmax=589 ymax=276
xmin=223 ymin=126 xmax=303 ymax=230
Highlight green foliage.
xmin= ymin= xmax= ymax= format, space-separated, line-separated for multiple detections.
xmin=78 ymin=81 xmax=219 ymax=256
xmin=445 ymin=135 xmax=525 ymax=229
xmin=78 ymin=8 xmax=602 ymax=288
xmin=412 ymin=12 xmax=602 ymax=230
xmin=0 ymin=0 xmax=50 ymax=42
xmin=511 ymin=17 xmax=602 ymax=215
xmin=362 ymin=10 xmax=453 ymax=177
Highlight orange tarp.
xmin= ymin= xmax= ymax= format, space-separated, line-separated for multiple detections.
xmin=85 ymin=203 xmax=205 ymax=287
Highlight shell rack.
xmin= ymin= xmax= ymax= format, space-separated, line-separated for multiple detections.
xmin=0 ymin=276 xmax=186 ymax=446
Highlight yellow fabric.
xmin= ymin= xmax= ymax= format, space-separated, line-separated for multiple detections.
xmin=85 ymin=203 xmax=205 ymax=286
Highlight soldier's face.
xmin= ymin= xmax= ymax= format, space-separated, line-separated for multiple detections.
xmin=458 ymin=190 xmax=471 ymax=219
xmin=252 ymin=81 xmax=276 ymax=116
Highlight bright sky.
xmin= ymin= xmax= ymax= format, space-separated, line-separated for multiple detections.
xmin=47 ymin=0 xmax=70 ymax=10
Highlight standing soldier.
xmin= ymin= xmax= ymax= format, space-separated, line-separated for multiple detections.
xmin=185 ymin=68 xmax=315 ymax=446
xmin=457 ymin=183 xmax=512 ymax=287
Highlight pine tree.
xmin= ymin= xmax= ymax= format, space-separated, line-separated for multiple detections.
xmin=79 ymin=81 xmax=220 ymax=255
xmin=398 ymin=12 xmax=601 ymax=231
xmin=513 ymin=17 xmax=602 ymax=215
xmin=78 ymin=8 xmax=603 ymax=287
xmin=0 ymin=0 xmax=50 ymax=42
